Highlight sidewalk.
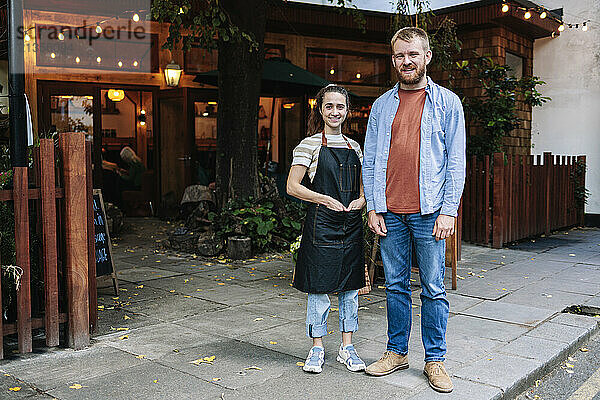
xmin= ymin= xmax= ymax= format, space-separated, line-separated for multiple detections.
xmin=1 ymin=219 xmax=599 ymax=399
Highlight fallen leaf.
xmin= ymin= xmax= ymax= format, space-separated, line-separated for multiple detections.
xmin=377 ymin=285 xmax=386 ymax=289
xmin=69 ymin=383 xmax=83 ymax=389
xmin=119 ymin=335 xmax=129 ymax=340
xmin=153 ymin=379 xmax=159 ymax=384
xmin=296 ymin=361 xmax=305 ymax=367
xmin=136 ymin=354 xmax=146 ymax=359
xmin=136 ymin=284 xmax=144 ymax=289
xmin=330 ymin=307 xmax=339 ymax=312
xmin=212 ymin=377 xmax=221 ymax=381
xmin=169 ymin=290 xmax=176 ymax=293
xmin=254 ymin=318 xmax=264 ymax=321
xmin=8 ymin=387 xmax=21 ymax=392
xmin=124 ymin=315 xmax=131 ymax=320
xmin=244 ymin=366 xmax=262 ymax=371
xmin=565 ymin=363 xmax=574 ymax=368
xmin=456 ymin=275 xmax=465 ymax=280
xmin=580 ymin=347 xmax=589 ymax=352
xmin=183 ymin=295 xmax=191 ymax=298
xmin=217 ymin=283 xmax=226 ymax=286
xmin=269 ymin=341 xmax=278 ymax=345
xmin=379 ymin=306 xmax=385 ymax=309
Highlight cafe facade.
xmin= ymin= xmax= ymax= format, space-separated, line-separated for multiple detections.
xmin=13 ymin=0 xmax=559 ymax=214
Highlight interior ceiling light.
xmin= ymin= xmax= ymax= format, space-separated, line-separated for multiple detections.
xmin=540 ymin=11 xmax=547 ymax=19
xmin=501 ymin=4 xmax=509 ymax=13
xmin=107 ymin=89 xmax=125 ymax=102
xmin=524 ymin=10 xmax=532 ymax=19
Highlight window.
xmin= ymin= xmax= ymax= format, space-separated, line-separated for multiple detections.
xmin=184 ymin=44 xmax=285 ymax=74
xmin=307 ymin=49 xmax=389 ymax=86
xmin=505 ymin=52 xmax=524 ymax=79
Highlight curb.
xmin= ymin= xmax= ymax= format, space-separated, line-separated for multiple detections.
xmin=500 ymin=313 xmax=600 ymax=400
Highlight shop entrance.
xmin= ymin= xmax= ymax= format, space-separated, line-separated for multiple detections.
xmin=38 ymin=81 xmax=158 ymax=215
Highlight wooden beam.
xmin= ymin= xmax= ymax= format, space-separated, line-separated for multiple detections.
xmin=0 ymin=188 xmax=64 ymax=201
xmin=86 ymin=141 xmax=98 ymax=333
xmin=13 ymin=167 xmax=32 ymax=353
xmin=59 ymin=132 xmax=90 ymax=350
xmin=492 ymin=153 xmax=504 ymax=249
xmin=40 ymin=139 xmax=60 ymax=347
xmin=3 ymin=314 xmax=68 ymax=336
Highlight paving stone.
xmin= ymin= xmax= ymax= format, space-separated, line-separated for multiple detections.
xmin=98 ymin=281 xmax=169 ymax=305
xmin=232 ymin=296 xmax=307 ymax=321
xmin=100 ymin=322 xmax=221 ymax=360
xmin=549 ymin=313 xmax=600 ymax=330
xmin=459 ymin=301 xmax=555 ymax=327
xmin=94 ymin=305 xmax=162 ymax=336
xmin=447 ymin=293 xmax=484 ymax=313
xmin=116 ymin=266 xmax=184 ymax=282
xmin=453 ymin=352 xmax=540 ymax=394
xmin=0 ymin=346 xmax=145 ymax=391
xmin=157 ymin=338 xmax=298 ymax=390
xmin=173 ymin=307 xmax=291 ymax=339
xmin=445 ymin=334 xmax=504 ymax=364
xmin=448 ymin=315 xmax=529 ymax=342
xmin=407 ymin=377 xmax=502 ymax=400
xmin=191 ymin=282 xmax=279 ymax=306
xmin=556 ymin=263 xmax=600 ymax=284
xmin=525 ymin=321 xmax=590 ymax=344
xmin=46 ymin=361 xmax=224 ymax=400
xmin=141 ymin=274 xmax=216 ymax=294
xmin=500 ymin=284 xmax=594 ymax=310
xmin=584 ymin=295 xmax=600 ymax=309
xmin=0 ymin=373 xmax=41 ymax=398
xmin=122 ymin=292 xmax=226 ymax=322
xmin=225 ymin=365 xmax=412 ymax=400
xmin=455 ymin=280 xmax=513 ymax=300
xmin=499 ymin=259 xmax=574 ymax=278
xmin=499 ymin=334 xmax=569 ymax=365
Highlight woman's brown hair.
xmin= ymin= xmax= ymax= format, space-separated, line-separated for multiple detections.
xmin=306 ymin=84 xmax=351 ymax=136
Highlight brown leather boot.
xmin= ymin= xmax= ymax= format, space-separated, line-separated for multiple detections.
xmin=423 ymin=361 xmax=453 ymax=393
xmin=365 ymin=351 xmax=409 ymax=376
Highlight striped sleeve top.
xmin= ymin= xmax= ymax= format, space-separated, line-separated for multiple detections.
xmin=292 ymin=133 xmax=363 ymax=182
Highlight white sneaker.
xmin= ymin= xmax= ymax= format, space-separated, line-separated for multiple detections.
xmin=303 ymin=346 xmax=325 ymax=373
xmin=337 ymin=343 xmax=366 ymax=372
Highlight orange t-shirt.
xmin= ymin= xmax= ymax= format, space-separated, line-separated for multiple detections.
xmin=385 ymin=87 xmax=427 ymax=214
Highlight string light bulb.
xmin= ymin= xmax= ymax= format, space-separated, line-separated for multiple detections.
xmin=132 ymin=13 xmax=140 ymax=22
xmin=558 ymin=24 xmax=565 ymax=32
xmin=133 ymin=60 xmax=139 ymax=67
xmin=540 ymin=11 xmax=547 ymax=19
xmin=58 ymin=32 xmax=65 ymax=40
xmin=75 ymin=56 xmax=81 ymax=63
xmin=356 ymin=73 xmax=361 ymax=79
xmin=24 ymin=33 xmax=31 ymax=42
xmin=50 ymin=52 xmax=56 ymax=59
xmin=96 ymin=56 xmax=102 ymax=63
xmin=117 ymin=61 xmax=123 ymax=67
xmin=95 ymin=25 xmax=102 ymax=34
xmin=329 ymin=68 xmax=335 ymax=75
xmin=501 ymin=4 xmax=509 ymax=13
xmin=524 ymin=10 xmax=531 ymax=19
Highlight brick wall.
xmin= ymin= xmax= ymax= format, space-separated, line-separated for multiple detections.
xmin=432 ymin=26 xmax=534 ymax=155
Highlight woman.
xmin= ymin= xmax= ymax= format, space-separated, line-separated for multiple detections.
xmin=286 ymin=84 xmax=366 ymax=374
xmin=118 ymin=146 xmax=146 ymax=191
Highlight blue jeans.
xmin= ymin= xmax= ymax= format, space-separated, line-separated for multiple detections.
xmin=380 ymin=210 xmax=449 ymax=362
xmin=306 ymin=290 xmax=359 ymax=338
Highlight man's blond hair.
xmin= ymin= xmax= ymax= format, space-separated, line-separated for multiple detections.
xmin=390 ymin=27 xmax=430 ymax=52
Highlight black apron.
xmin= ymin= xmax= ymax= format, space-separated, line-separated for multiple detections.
xmin=293 ymin=133 xmax=365 ymax=294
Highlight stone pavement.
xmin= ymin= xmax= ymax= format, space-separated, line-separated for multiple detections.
xmin=1 ymin=218 xmax=599 ymax=399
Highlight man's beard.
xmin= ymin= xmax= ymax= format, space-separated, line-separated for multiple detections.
xmin=397 ymin=63 xmax=426 ymax=85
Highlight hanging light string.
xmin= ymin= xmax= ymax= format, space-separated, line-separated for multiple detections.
xmin=500 ymin=1 xmax=591 ymax=35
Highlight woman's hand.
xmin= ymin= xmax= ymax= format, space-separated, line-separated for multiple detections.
xmin=320 ymin=195 xmax=348 ymax=211
xmin=347 ymin=196 xmax=365 ymax=211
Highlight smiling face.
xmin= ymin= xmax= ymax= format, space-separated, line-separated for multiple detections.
xmin=392 ymin=38 xmax=432 ymax=88
xmin=320 ymin=91 xmax=348 ymax=133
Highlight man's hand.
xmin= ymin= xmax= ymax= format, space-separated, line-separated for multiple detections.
xmin=368 ymin=210 xmax=387 ymax=236
xmin=432 ymin=214 xmax=455 ymax=241
xmin=347 ymin=196 xmax=365 ymax=211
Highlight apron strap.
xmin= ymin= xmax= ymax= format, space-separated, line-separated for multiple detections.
xmin=321 ymin=132 xmax=353 ymax=149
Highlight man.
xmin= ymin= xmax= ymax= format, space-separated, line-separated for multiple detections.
xmin=362 ymin=27 xmax=465 ymax=393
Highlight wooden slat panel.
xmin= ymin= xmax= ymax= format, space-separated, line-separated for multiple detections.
xmin=0 ymin=237 xmax=3 ymax=358
xmin=13 ymin=167 xmax=32 ymax=353
xmin=40 ymin=139 xmax=60 ymax=347
xmin=3 ymin=314 xmax=68 ymax=336
xmin=86 ymin=141 xmax=98 ymax=334
xmin=544 ymin=152 xmax=552 ymax=235
xmin=59 ymin=133 xmax=90 ymax=350
xmin=484 ymin=156 xmax=491 ymax=245
xmin=0 ymin=187 xmax=65 ymax=201
xmin=492 ymin=153 xmax=504 ymax=248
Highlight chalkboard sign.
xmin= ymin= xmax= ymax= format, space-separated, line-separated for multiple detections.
xmin=92 ymin=190 xmax=117 ymax=287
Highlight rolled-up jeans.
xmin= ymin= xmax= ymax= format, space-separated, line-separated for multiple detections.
xmin=306 ymin=290 xmax=359 ymax=338
xmin=379 ymin=209 xmax=449 ymax=362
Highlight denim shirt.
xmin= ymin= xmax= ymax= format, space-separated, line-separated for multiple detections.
xmin=362 ymin=77 xmax=466 ymax=217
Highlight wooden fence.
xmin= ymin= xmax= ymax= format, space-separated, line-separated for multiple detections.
xmin=0 ymin=133 xmax=94 ymax=359
xmin=462 ymin=152 xmax=586 ymax=248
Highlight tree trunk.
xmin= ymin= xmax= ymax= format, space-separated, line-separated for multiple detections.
xmin=215 ymin=0 xmax=267 ymax=208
